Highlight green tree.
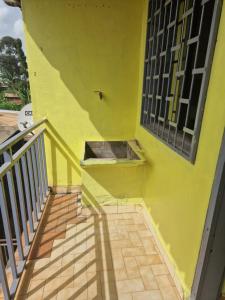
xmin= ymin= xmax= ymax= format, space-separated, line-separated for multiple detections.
xmin=0 ymin=36 xmax=30 ymax=105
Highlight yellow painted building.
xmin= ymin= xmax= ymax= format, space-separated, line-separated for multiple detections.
xmin=14 ymin=0 xmax=225 ymax=299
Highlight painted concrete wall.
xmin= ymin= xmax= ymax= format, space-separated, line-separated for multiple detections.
xmin=22 ymin=0 xmax=225 ymax=298
xmin=135 ymin=1 xmax=225 ymax=297
xmin=22 ymin=0 xmax=144 ymax=193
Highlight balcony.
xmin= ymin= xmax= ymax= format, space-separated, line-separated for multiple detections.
xmin=0 ymin=121 xmax=180 ymax=300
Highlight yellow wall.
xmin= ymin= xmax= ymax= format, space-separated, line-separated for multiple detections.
xmin=22 ymin=0 xmax=225 ymax=298
xmin=135 ymin=1 xmax=225 ymax=297
xmin=22 ymin=0 xmax=144 ymax=188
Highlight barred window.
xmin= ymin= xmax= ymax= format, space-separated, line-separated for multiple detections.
xmin=141 ymin=0 xmax=220 ymax=162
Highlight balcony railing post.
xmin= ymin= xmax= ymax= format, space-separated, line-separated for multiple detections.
xmin=34 ymin=140 xmax=44 ymax=204
xmin=0 ymin=121 xmax=48 ymax=295
xmin=30 ymin=145 xmax=42 ymax=209
xmin=3 ymin=149 xmax=25 ymax=261
xmin=40 ymin=133 xmax=48 ymax=197
xmin=26 ymin=149 xmax=40 ymax=219
xmin=14 ymin=162 xmax=30 ymax=247
xmin=21 ymin=156 xmax=35 ymax=234
xmin=0 ymin=180 xmax=18 ymax=280
xmin=0 ymin=246 xmax=10 ymax=300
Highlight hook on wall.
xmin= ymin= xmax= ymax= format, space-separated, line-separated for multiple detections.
xmin=94 ymin=90 xmax=104 ymax=100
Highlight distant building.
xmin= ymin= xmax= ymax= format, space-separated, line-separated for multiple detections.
xmin=4 ymin=92 xmax=22 ymax=105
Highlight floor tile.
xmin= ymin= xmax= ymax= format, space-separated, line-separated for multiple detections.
xmin=129 ymin=232 xmax=143 ymax=247
xmin=159 ymin=285 xmax=180 ymax=300
xmin=135 ymin=255 xmax=162 ymax=266
xmin=139 ymin=266 xmax=158 ymax=290
xmin=124 ymin=256 xmax=140 ymax=279
xmin=122 ymin=247 xmax=146 ymax=257
xmin=133 ymin=290 xmax=163 ymax=300
xmin=151 ymin=264 xmax=169 ymax=276
xmin=116 ymin=278 xmax=145 ymax=293
xmin=14 ymin=198 xmax=180 ymax=300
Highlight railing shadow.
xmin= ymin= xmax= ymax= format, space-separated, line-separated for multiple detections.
xmin=45 ymin=121 xmax=81 ymax=189
xmin=18 ymin=191 xmax=119 ymax=300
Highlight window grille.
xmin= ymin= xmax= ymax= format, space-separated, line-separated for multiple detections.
xmin=141 ymin=0 xmax=221 ymax=162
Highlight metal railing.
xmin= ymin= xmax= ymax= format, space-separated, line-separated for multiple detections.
xmin=0 ymin=119 xmax=48 ymax=299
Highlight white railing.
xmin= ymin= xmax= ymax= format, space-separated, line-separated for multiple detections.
xmin=0 ymin=120 xmax=48 ymax=299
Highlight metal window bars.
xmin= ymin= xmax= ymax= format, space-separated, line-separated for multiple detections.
xmin=0 ymin=119 xmax=48 ymax=299
xmin=141 ymin=0 xmax=221 ymax=162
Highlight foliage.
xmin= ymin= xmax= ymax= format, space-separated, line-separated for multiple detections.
xmin=0 ymin=36 xmax=31 ymax=106
xmin=0 ymin=101 xmax=22 ymax=111
xmin=0 ymin=91 xmax=5 ymax=102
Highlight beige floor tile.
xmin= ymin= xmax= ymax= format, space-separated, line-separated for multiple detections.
xmin=16 ymin=201 xmax=181 ymax=300
xmin=151 ymin=264 xmax=169 ymax=276
xmin=122 ymin=213 xmax=137 ymax=220
xmin=26 ymin=291 xmax=44 ymax=300
xmin=26 ymin=281 xmax=45 ymax=300
xmin=87 ymin=260 xmax=103 ymax=273
xmin=27 ymin=279 xmax=45 ymax=293
xmin=138 ymin=230 xmax=152 ymax=238
xmin=135 ymin=255 xmax=162 ymax=266
xmin=74 ymin=269 xmax=88 ymax=287
xmin=124 ymin=257 xmax=140 ymax=279
xmin=62 ymin=253 xmax=77 ymax=266
xmin=159 ymin=285 xmax=180 ymax=300
xmin=42 ymin=278 xmax=62 ymax=298
xmin=62 ymin=237 xmax=77 ymax=248
xmin=112 ymin=248 xmax=125 ymax=269
xmin=122 ymin=247 xmax=146 ymax=257
xmin=87 ymin=272 xmax=102 ymax=299
xmin=118 ymin=205 xmax=137 ymax=213
xmin=129 ymin=232 xmax=143 ymax=247
xmin=57 ymin=265 xmax=75 ymax=277
xmin=101 ymin=281 xmax=118 ymax=300
xmin=117 ymin=219 xmax=134 ymax=225
xmin=156 ymin=275 xmax=173 ymax=288
xmin=142 ymin=237 xmax=158 ymax=255
xmin=118 ymin=224 xmax=147 ymax=232
xmin=49 ymin=255 xmax=63 ymax=267
xmin=31 ymin=266 xmax=60 ymax=280
xmin=111 ymin=240 xmax=132 ymax=248
xmin=102 ymin=206 xmax=118 ymax=214
xmin=57 ymin=287 xmax=88 ymax=300
xmin=29 ymin=258 xmax=50 ymax=269
xmin=75 ymin=261 xmax=87 ymax=272
xmin=60 ymin=275 xmax=75 ymax=289
xmin=139 ymin=266 xmax=158 ymax=290
xmin=133 ymin=214 xmax=146 ymax=225
xmin=101 ymin=269 xmax=127 ymax=283
xmin=117 ymin=293 xmax=133 ymax=300
xmin=117 ymin=230 xmax=130 ymax=240
xmin=132 ymin=290 xmax=163 ymax=300
xmin=50 ymin=244 xmax=64 ymax=256
xmin=116 ymin=278 xmax=145 ymax=293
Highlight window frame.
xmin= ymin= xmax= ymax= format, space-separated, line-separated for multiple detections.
xmin=140 ymin=0 xmax=222 ymax=163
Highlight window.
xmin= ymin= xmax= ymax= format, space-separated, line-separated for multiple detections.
xmin=141 ymin=0 xmax=220 ymax=162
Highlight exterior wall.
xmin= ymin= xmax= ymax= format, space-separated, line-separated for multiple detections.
xmin=22 ymin=0 xmax=225 ymax=297
xmin=135 ymin=1 xmax=225 ymax=298
xmin=22 ymin=0 xmax=144 ymax=189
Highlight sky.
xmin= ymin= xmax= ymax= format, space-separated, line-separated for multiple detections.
xmin=0 ymin=0 xmax=25 ymax=49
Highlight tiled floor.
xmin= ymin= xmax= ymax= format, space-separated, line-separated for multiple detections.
xmin=16 ymin=194 xmax=181 ymax=300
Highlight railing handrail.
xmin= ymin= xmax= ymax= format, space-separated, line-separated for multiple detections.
xmin=0 ymin=119 xmax=49 ymax=299
xmin=0 ymin=118 xmax=46 ymax=155
xmin=0 ymin=128 xmax=46 ymax=179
